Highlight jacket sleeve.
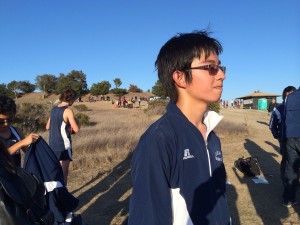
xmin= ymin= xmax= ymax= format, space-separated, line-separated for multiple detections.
xmin=269 ymin=108 xmax=280 ymax=139
xmin=128 ymin=131 xmax=173 ymax=225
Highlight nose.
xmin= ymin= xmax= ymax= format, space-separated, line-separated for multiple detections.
xmin=217 ymin=69 xmax=226 ymax=81
xmin=0 ymin=122 xmax=9 ymax=127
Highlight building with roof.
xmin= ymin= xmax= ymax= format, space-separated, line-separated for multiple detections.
xmin=236 ymin=90 xmax=280 ymax=110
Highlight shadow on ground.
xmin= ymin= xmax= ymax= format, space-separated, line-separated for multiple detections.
xmin=74 ymin=154 xmax=132 ymax=225
xmin=230 ymin=138 xmax=300 ymax=225
xmin=71 ymin=137 xmax=300 ymax=225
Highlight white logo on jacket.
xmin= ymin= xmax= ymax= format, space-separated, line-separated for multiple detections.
xmin=183 ymin=149 xmax=194 ymax=160
xmin=215 ymin=151 xmax=223 ymax=161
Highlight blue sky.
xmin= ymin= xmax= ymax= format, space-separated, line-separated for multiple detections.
xmin=1 ymin=1 xmax=299 ymax=102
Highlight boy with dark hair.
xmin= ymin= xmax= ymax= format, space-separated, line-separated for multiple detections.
xmin=269 ymin=86 xmax=296 ymax=204
xmin=282 ymin=86 xmax=300 ymax=207
xmin=46 ymin=87 xmax=80 ymax=185
xmin=270 ymin=86 xmax=296 ymax=147
xmin=0 ymin=94 xmax=39 ymax=166
xmin=128 ymin=31 xmax=231 ymax=225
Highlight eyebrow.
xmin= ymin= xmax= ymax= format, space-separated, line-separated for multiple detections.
xmin=203 ymin=59 xmax=221 ymax=65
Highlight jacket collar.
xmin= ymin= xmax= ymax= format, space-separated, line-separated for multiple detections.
xmin=167 ymin=102 xmax=223 ymax=138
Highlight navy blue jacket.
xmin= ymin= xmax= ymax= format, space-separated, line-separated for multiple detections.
xmin=129 ymin=102 xmax=231 ymax=225
xmin=269 ymin=103 xmax=285 ymax=141
xmin=23 ymin=137 xmax=78 ymax=223
xmin=284 ymin=88 xmax=300 ymax=138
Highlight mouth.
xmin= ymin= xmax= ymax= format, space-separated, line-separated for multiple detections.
xmin=214 ymin=86 xmax=223 ymax=90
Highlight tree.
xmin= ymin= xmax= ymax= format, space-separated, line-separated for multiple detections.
xmin=152 ymin=80 xmax=167 ymax=97
xmin=55 ymin=70 xmax=88 ymax=96
xmin=128 ymin=84 xmax=143 ymax=93
xmin=7 ymin=80 xmax=35 ymax=98
xmin=111 ymin=88 xmax=127 ymax=97
xmin=35 ymin=74 xmax=57 ymax=98
xmin=0 ymin=83 xmax=9 ymax=95
xmin=7 ymin=80 xmax=20 ymax=99
xmin=113 ymin=78 xmax=122 ymax=88
xmin=18 ymin=81 xmax=36 ymax=93
xmin=90 ymin=81 xmax=111 ymax=96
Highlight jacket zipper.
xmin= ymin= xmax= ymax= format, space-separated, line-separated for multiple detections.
xmin=205 ymin=141 xmax=212 ymax=177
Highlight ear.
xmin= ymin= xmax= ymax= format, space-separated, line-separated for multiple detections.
xmin=172 ymin=70 xmax=187 ymax=88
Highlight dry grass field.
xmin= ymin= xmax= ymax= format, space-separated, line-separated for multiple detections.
xmin=17 ymin=93 xmax=300 ymax=225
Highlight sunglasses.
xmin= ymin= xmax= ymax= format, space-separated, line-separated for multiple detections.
xmin=0 ymin=118 xmax=12 ymax=125
xmin=187 ymin=64 xmax=226 ymax=75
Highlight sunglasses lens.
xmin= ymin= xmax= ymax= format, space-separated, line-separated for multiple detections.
xmin=209 ymin=65 xmax=219 ymax=75
xmin=0 ymin=119 xmax=12 ymax=124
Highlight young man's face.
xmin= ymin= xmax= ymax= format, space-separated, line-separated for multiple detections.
xmin=186 ymin=52 xmax=226 ymax=103
xmin=0 ymin=114 xmax=13 ymax=132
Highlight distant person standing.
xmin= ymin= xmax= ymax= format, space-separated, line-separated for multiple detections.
xmin=269 ymin=86 xmax=296 ymax=191
xmin=46 ymin=87 xmax=80 ymax=185
xmin=268 ymin=98 xmax=277 ymax=116
xmin=282 ymin=86 xmax=300 ymax=207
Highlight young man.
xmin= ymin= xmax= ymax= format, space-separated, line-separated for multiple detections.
xmin=46 ymin=87 xmax=80 ymax=185
xmin=0 ymin=95 xmax=40 ymax=166
xmin=128 ymin=31 xmax=231 ymax=225
xmin=270 ymin=86 xmax=296 ymax=152
xmin=282 ymin=86 xmax=300 ymax=207
xmin=269 ymin=86 xmax=296 ymax=203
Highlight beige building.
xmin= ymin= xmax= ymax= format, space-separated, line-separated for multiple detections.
xmin=236 ymin=91 xmax=280 ymax=110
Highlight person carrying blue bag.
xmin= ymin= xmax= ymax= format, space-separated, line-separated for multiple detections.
xmin=24 ymin=137 xmax=84 ymax=225
xmin=0 ymin=140 xmax=54 ymax=225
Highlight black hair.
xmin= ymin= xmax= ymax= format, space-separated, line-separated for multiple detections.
xmin=155 ymin=30 xmax=223 ymax=102
xmin=0 ymin=95 xmax=16 ymax=116
xmin=59 ymin=87 xmax=78 ymax=103
xmin=282 ymin=86 xmax=296 ymax=101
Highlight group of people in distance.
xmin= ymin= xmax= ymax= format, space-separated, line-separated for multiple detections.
xmin=0 ymin=87 xmax=81 ymax=224
xmin=269 ymin=86 xmax=300 ymax=207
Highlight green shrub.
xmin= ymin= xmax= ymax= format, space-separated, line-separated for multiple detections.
xmin=75 ymin=112 xmax=90 ymax=126
xmin=145 ymin=99 xmax=168 ymax=115
xmin=73 ymin=104 xmax=88 ymax=112
xmin=208 ymin=101 xmax=220 ymax=113
xmin=14 ymin=103 xmax=50 ymax=135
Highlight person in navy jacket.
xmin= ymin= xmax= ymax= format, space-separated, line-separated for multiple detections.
xmin=282 ymin=86 xmax=300 ymax=207
xmin=128 ymin=31 xmax=231 ymax=225
xmin=0 ymin=95 xmax=40 ymax=167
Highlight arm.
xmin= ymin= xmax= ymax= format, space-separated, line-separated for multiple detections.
xmin=45 ymin=117 xmax=50 ymax=130
xmin=129 ymin=133 xmax=173 ymax=225
xmin=64 ymin=108 xmax=80 ymax=133
xmin=7 ymin=128 xmax=39 ymax=154
xmin=269 ymin=108 xmax=280 ymax=139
